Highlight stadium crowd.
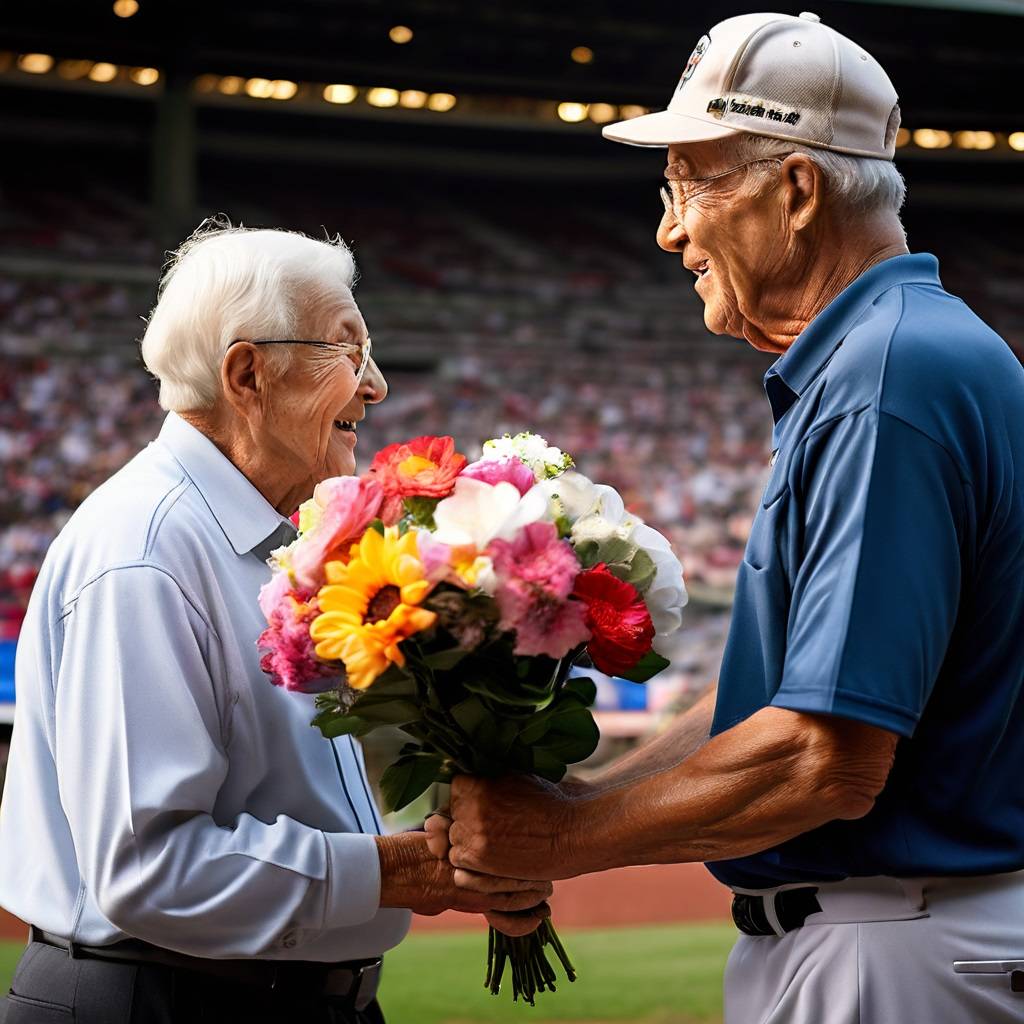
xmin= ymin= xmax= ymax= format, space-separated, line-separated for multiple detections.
xmin=2 ymin=184 xmax=1023 ymax=697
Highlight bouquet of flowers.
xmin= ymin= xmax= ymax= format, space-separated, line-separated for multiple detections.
xmin=256 ymin=432 xmax=687 ymax=1004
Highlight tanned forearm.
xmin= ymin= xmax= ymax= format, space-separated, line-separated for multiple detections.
xmin=561 ymin=706 xmax=898 ymax=877
xmin=586 ymin=683 xmax=717 ymax=793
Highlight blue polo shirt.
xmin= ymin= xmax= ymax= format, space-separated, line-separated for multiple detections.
xmin=708 ymin=253 xmax=1024 ymax=890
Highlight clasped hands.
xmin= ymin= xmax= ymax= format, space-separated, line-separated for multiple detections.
xmin=424 ymin=773 xmax=584 ymax=936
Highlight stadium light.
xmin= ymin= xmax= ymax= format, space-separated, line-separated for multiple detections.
xmin=894 ymin=127 xmax=911 ymax=148
xmin=245 ymin=78 xmax=275 ymax=99
xmin=557 ymin=102 xmax=589 ymax=123
xmin=17 ymin=53 xmax=54 ymax=74
xmin=130 ymin=67 xmax=159 ymax=86
xmin=954 ymin=130 xmax=996 ymax=150
xmin=88 ymin=62 xmax=119 ymax=83
xmin=1009 ymin=132 xmax=1024 ymax=152
xmin=367 ymin=87 xmax=399 ymax=108
xmin=218 ymin=76 xmax=245 ymax=95
xmin=588 ymin=103 xmax=617 ymax=124
xmin=57 ymin=60 xmax=94 ymax=80
xmin=619 ymin=104 xmax=648 ymax=120
xmin=426 ymin=92 xmax=456 ymax=112
xmin=113 ymin=0 xmax=139 ymax=17
xmin=913 ymin=128 xmax=952 ymax=149
xmin=324 ymin=83 xmax=358 ymax=104
xmin=270 ymin=79 xmax=297 ymax=100
xmin=389 ymin=25 xmax=413 ymax=44
xmin=571 ymin=46 xmax=594 ymax=64
xmin=400 ymin=89 xmax=427 ymax=109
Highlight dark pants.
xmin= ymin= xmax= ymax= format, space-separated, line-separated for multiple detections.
xmin=0 ymin=942 xmax=386 ymax=1024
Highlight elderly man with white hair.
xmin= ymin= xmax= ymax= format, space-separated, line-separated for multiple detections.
xmin=435 ymin=12 xmax=1024 ymax=1023
xmin=0 ymin=223 xmax=552 ymax=1024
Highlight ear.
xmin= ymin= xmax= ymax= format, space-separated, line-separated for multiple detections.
xmin=220 ymin=342 xmax=264 ymax=416
xmin=780 ymin=153 xmax=823 ymax=232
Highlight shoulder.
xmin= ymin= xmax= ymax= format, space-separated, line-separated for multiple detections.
xmin=44 ymin=440 xmax=218 ymax=607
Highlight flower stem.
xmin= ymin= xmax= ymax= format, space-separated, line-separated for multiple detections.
xmin=485 ymin=919 xmax=576 ymax=1003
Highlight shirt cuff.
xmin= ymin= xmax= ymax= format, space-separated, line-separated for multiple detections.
xmin=322 ymin=832 xmax=382 ymax=929
xmin=770 ymin=686 xmax=919 ymax=738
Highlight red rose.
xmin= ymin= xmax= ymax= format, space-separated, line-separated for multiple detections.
xmin=367 ymin=435 xmax=468 ymax=524
xmin=573 ymin=563 xmax=655 ymax=677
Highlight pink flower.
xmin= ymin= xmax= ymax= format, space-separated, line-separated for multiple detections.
xmin=489 ymin=522 xmax=590 ymax=658
xmin=461 ymin=456 xmax=536 ymax=497
xmin=257 ymin=575 xmax=336 ymax=693
xmin=291 ymin=476 xmax=383 ymax=588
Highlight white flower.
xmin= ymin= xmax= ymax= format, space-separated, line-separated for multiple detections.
xmin=432 ymin=477 xmax=548 ymax=551
xmin=541 ymin=472 xmax=687 ymax=650
xmin=482 ymin=432 xmax=573 ymax=481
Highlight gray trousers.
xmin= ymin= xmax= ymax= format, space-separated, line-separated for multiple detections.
xmin=724 ymin=870 xmax=1024 ymax=1024
xmin=0 ymin=941 xmax=387 ymax=1024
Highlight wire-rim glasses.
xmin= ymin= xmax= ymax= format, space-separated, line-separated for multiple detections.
xmin=228 ymin=336 xmax=373 ymax=384
xmin=660 ymin=156 xmax=791 ymax=220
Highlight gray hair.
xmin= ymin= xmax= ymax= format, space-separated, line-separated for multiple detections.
xmin=141 ymin=218 xmax=357 ymax=412
xmin=728 ymin=133 xmax=907 ymax=220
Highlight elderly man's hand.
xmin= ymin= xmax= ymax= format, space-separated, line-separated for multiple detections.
xmin=375 ymin=832 xmax=553 ymax=928
xmin=444 ymin=774 xmax=582 ymax=883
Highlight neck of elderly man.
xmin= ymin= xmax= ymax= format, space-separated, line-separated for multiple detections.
xmin=659 ymin=138 xmax=909 ymax=355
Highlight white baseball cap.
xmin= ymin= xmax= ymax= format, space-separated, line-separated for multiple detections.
xmin=603 ymin=11 xmax=900 ymax=159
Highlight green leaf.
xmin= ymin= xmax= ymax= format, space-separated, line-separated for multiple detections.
xmin=346 ymin=698 xmax=423 ymax=726
xmin=564 ymin=674 xmax=597 ymax=707
xmin=311 ymin=709 xmax=373 ymax=739
xmin=422 ymin=646 xmax=469 ymax=671
xmin=403 ymin=496 xmax=440 ymax=530
xmin=616 ymin=650 xmax=671 ymax=683
xmin=367 ymin=518 xmax=386 ymax=536
xmin=530 ymin=747 xmax=568 ymax=782
xmin=380 ymin=752 xmax=446 ymax=812
xmin=617 ymin=547 xmax=657 ymax=593
xmin=356 ymin=663 xmax=418 ymax=700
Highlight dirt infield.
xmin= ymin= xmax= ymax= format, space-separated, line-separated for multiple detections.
xmin=0 ymin=863 xmax=730 ymax=941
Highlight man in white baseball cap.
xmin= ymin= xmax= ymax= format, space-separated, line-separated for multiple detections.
xmin=438 ymin=10 xmax=1024 ymax=1024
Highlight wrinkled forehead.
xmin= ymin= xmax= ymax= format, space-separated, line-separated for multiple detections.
xmin=303 ymin=292 xmax=367 ymax=344
xmin=665 ymin=138 xmax=741 ymax=178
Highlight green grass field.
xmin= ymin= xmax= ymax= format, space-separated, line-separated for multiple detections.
xmin=0 ymin=922 xmax=734 ymax=1023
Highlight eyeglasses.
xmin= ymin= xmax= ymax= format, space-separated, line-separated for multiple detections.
xmin=228 ymin=336 xmax=373 ymax=384
xmin=660 ymin=156 xmax=791 ymax=220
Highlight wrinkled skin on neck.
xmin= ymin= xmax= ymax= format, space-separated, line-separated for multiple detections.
xmin=658 ymin=139 xmax=909 ymax=354
xmin=182 ymin=297 xmax=387 ymax=516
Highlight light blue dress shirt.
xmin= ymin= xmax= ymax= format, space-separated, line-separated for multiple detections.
xmin=0 ymin=413 xmax=411 ymax=960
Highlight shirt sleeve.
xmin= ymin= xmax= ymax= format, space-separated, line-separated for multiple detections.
xmin=771 ymin=408 xmax=966 ymax=736
xmin=54 ymin=564 xmax=381 ymax=957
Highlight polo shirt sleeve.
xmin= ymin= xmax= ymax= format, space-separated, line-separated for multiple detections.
xmin=770 ymin=407 xmax=966 ymax=736
xmin=54 ymin=564 xmax=381 ymax=957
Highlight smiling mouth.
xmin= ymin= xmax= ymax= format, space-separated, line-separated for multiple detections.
xmin=691 ymin=260 xmax=711 ymax=280
xmin=333 ymin=420 xmax=357 ymax=433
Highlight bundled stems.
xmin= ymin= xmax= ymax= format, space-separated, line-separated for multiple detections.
xmin=485 ymin=919 xmax=577 ymax=1005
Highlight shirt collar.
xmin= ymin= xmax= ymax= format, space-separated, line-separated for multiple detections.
xmin=764 ymin=253 xmax=942 ymax=427
xmin=157 ymin=413 xmax=295 ymax=557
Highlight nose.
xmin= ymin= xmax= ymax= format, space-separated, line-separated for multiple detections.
xmin=359 ymin=356 xmax=388 ymax=404
xmin=657 ymin=208 xmax=688 ymax=253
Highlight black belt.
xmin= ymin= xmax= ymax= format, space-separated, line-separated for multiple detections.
xmin=28 ymin=925 xmax=382 ymax=1011
xmin=731 ymin=887 xmax=822 ymax=937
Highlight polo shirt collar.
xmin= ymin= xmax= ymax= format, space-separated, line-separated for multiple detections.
xmin=158 ymin=412 xmax=294 ymax=557
xmin=764 ymin=253 xmax=941 ymax=428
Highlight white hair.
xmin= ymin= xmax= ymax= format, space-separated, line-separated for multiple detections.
xmin=727 ymin=133 xmax=907 ymax=220
xmin=141 ymin=218 xmax=357 ymax=412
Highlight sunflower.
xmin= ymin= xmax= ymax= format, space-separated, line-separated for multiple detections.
xmin=310 ymin=526 xmax=436 ymax=690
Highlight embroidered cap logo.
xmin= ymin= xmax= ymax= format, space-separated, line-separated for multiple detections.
xmin=676 ymin=34 xmax=710 ymax=93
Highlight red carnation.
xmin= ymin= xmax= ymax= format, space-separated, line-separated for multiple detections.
xmin=366 ymin=435 xmax=468 ymax=524
xmin=573 ymin=563 xmax=655 ymax=677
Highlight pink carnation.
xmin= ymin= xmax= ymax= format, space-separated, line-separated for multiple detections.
xmin=291 ymin=476 xmax=383 ymax=588
xmin=257 ymin=574 xmax=336 ymax=693
xmin=461 ymin=456 xmax=536 ymax=497
xmin=489 ymin=522 xmax=590 ymax=658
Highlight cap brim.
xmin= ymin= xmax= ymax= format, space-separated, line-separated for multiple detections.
xmin=602 ymin=109 xmax=740 ymax=147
